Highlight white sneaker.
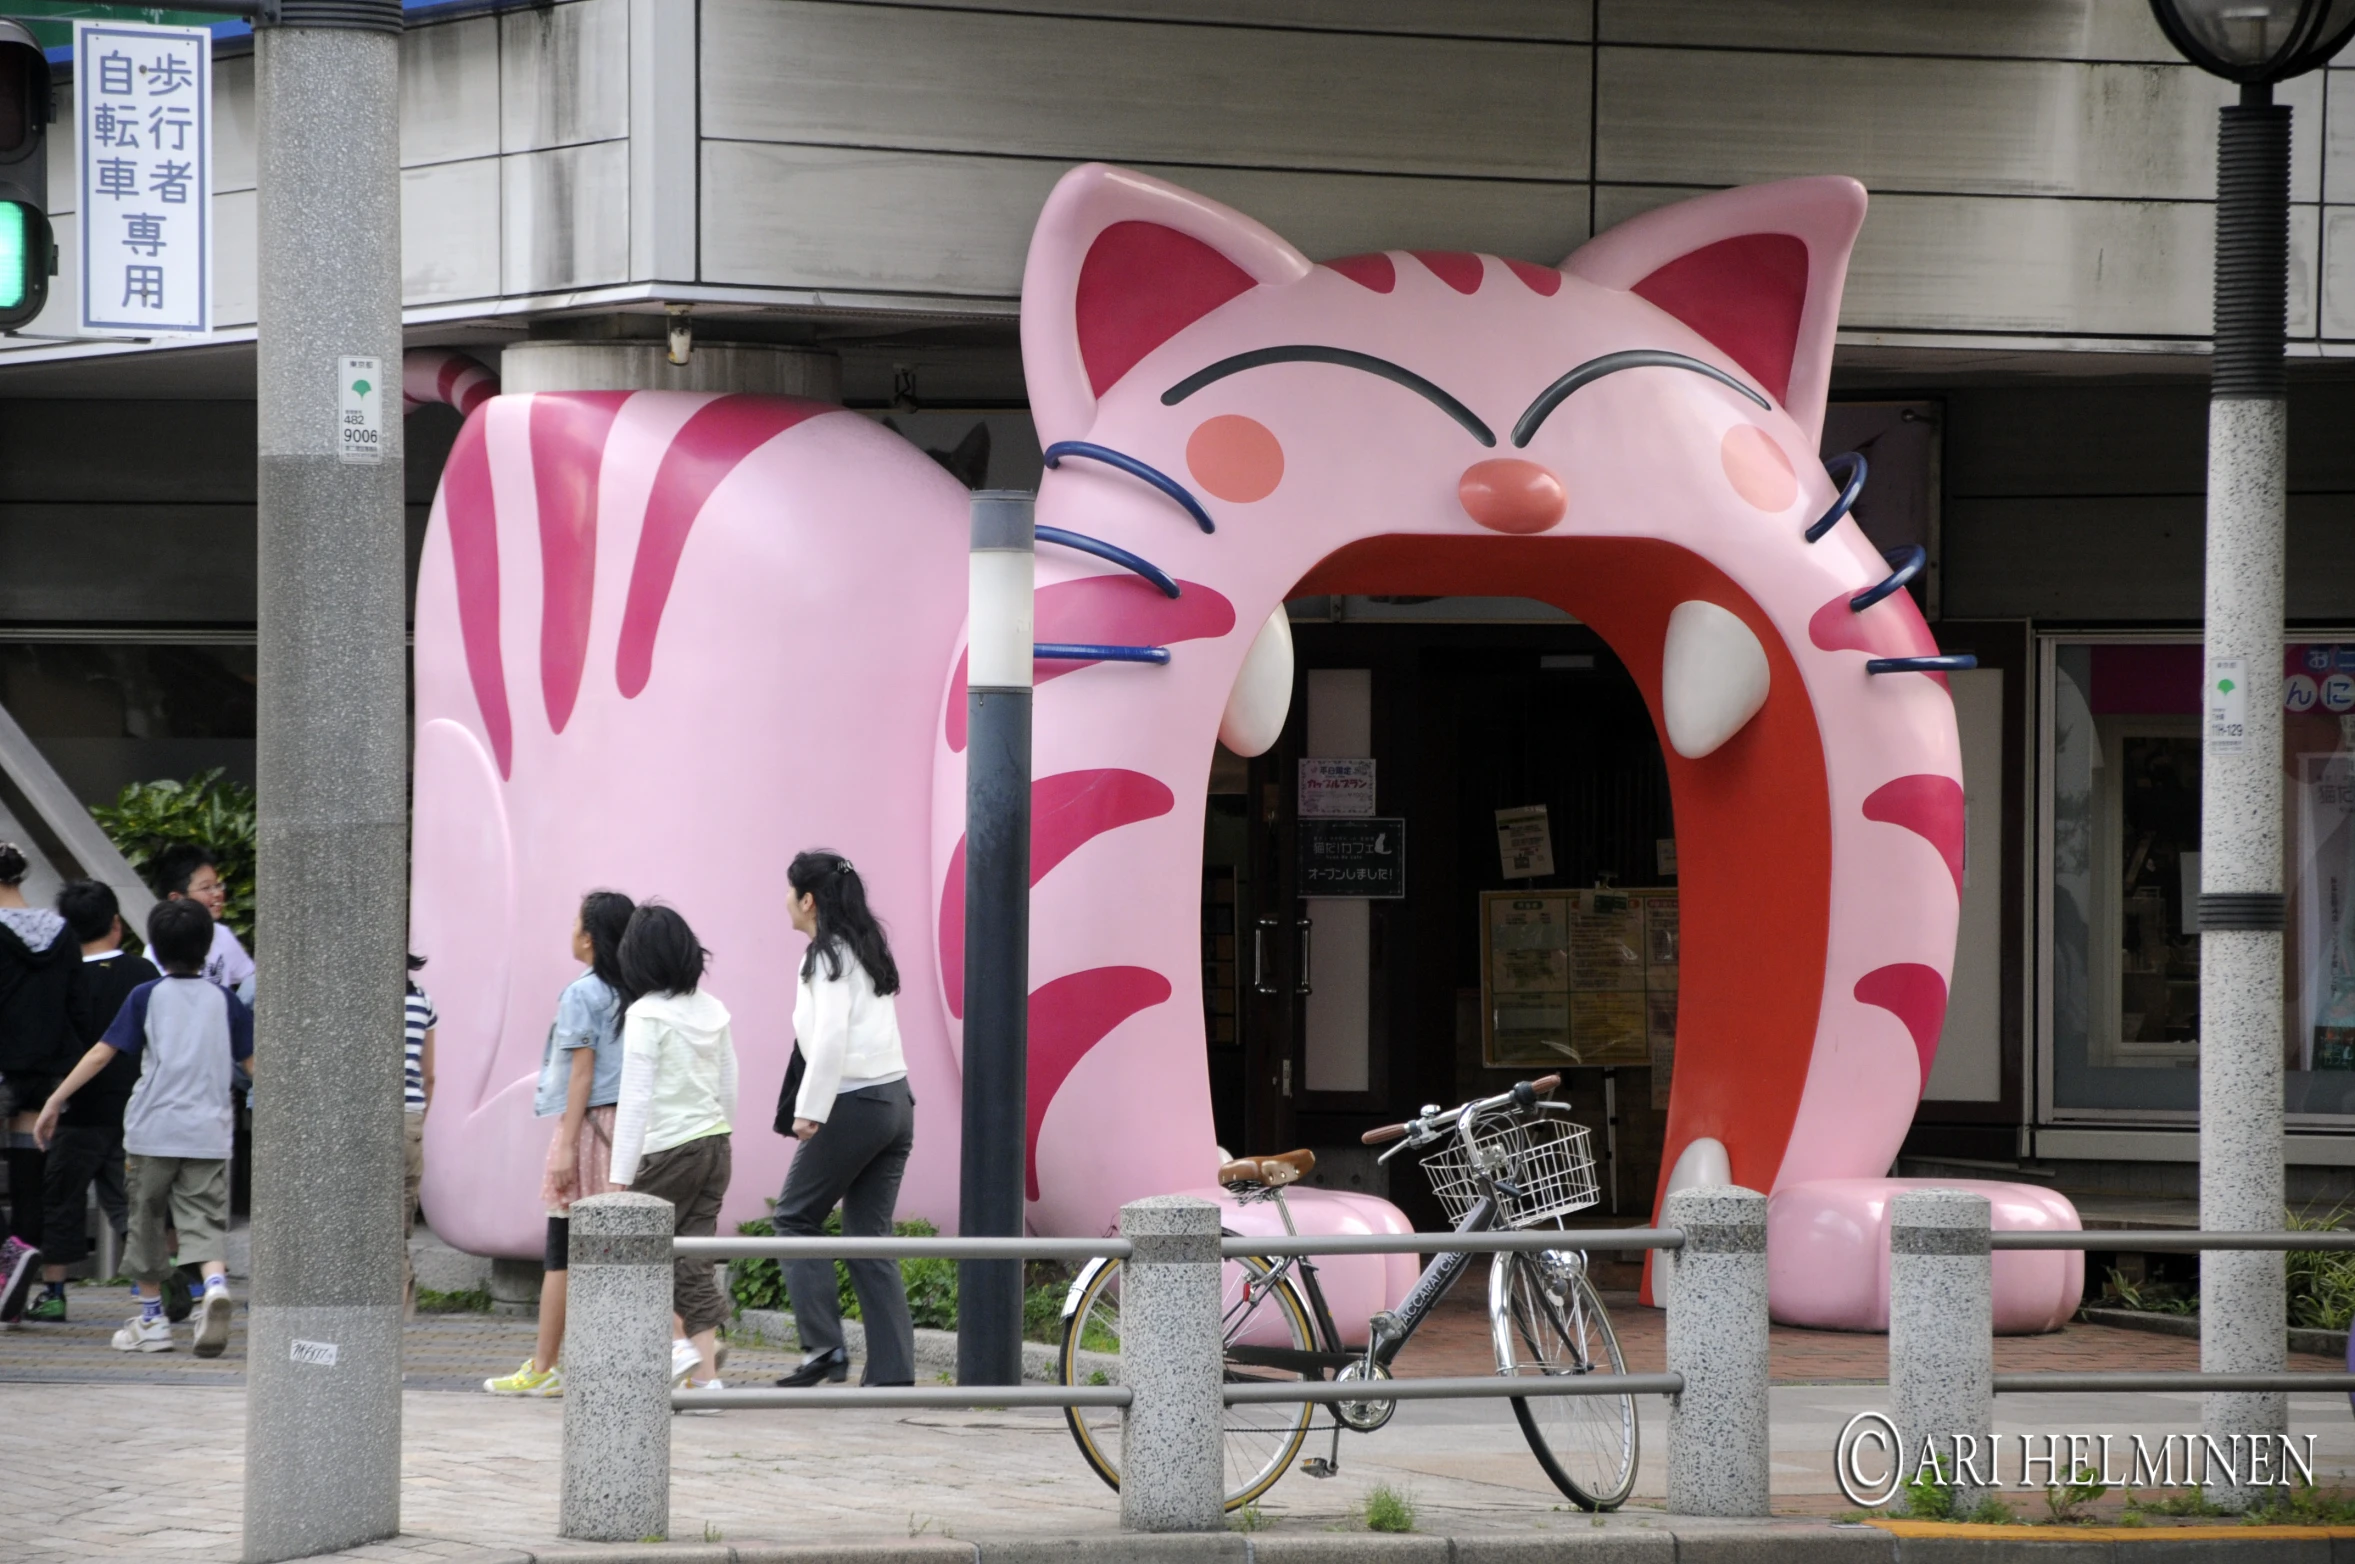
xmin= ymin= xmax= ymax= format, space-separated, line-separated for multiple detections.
xmin=676 ymin=1376 xmax=722 ymax=1416
xmin=193 ymin=1290 xmax=232 ymax=1358
xmin=112 ymin=1313 xmax=174 ymax=1353
xmin=669 ymin=1337 xmax=700 ymax=1386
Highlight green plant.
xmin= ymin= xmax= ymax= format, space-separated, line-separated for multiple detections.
xmin=2128 ymin=1489 xmax=2226 ymax=1518
xmin=2284 ymin=1203 xmax=2355 ymax=1331
xmin=1899 ymin=1456 xmax=1955 ymax=1521
xmin=1362 ymin=1483 xmax=1416 ymax=1533
xmin=2245 ymin=1481 xmax=2355 ymax=1525
xmin=701 ymin=1521 xmax=723 ymax=1543
xmin=91 ymin=769 xmax=257 ymax=944
xmin=412 ymin=1286 xmax=492 ymax=1314
xmin=2104 ymin=1268 xmax=2197 ymax=1316
xmin=1228 ymin=1501 xmax=1270 ymax=1533
xmin=2044 ymin=1460 xmax=2108 ymax=1524
xmin=728 ymin=1214 xmax=957 ymax=1330
xmin=1963 ymin=1494 xmax=2017 ymax=1525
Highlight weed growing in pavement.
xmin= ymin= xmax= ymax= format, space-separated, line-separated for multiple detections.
xmin=2043 ymin=1460 xmax=2108 ymax=1523
xmin=1227 ymin=1502 xmax=1269 ymax=1532
xmin=1963 ymin=1494 xmax=2019 ymax=1525
xmin=1362 ymin=1484 xmax=1417 ymax=1533
xmin=2245 ymin=1481 xmax=2355 ymax=1525
xmin=1899 ymin=1456 xmax=1954 ymax=1521
xmin=701 ymin=1521 xmax=723 ymax=1542
xmin=2128 ymin=1488 xmax=2227 ymax=1518
xmin=412 ymin=1286 xmax=492 ymax=1314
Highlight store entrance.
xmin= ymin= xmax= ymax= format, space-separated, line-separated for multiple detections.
xmin=1203 ymin=607 xmax=1677 ymax=1238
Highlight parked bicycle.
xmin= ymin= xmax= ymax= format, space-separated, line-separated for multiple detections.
xmin=1057 ymin=1074 xmax=1637 ymax=1511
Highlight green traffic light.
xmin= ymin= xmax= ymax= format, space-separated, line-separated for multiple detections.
xmin=0 ymin=201 xmax=27 ymax=311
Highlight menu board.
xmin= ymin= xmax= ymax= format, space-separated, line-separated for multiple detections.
xmin=1482 ymin=888 xmax=1678 ymax=1070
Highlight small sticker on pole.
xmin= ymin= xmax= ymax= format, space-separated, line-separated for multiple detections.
xmin=339 ymin=357 xmax=383 ymax=465
xmin=2207 ymin=656 xmax=2248 ymax=756
xmin=289 ymin=1339 xmax=340 ymax=1367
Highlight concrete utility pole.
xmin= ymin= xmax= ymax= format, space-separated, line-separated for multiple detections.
xmin=243 ymin=1 xmax=408 ymax=1558
xmin=2196 ymin=80 xmax=2292 ymax=1511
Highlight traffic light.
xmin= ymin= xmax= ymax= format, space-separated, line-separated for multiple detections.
xmin=0 ymin=20 xmax=53 ymax=333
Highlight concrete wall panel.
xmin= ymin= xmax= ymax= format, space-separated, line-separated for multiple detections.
xmin=504 ymin=140 xmax=630 ymax=294
xmin=502 ymin=0 xmax=630 ymax=154
xmin=405 ymin=158 xmax=503 ymax=303
xmin=403 ymin=15 xmax=503 ymax=168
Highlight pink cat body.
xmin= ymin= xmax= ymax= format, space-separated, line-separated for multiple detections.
xmin=410 ymin=164 xmax=2079 ymax=1333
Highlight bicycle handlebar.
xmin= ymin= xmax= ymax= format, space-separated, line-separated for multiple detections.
xmin=1360 ymin=1074 xmax=1561 ymax=1148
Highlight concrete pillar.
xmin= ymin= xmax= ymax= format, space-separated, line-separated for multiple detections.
xmin=559 ymin=1193 xmax=675 ymax=1542
xmin=1889 ymin=1190 xmax=1993 ymax=1512
xmin=1663 ymin=1185 xmax=1769 ymax=1516
xmin=1116 ymin=1196 xmax=1224 ymax=1532
xmin=2199 ymin=94 xmax=2292 ymax=1510
xmin=242 ymin=5 xmax=408 ymax=1560
xmin=497 ymin=339 xmax=841 ymax=399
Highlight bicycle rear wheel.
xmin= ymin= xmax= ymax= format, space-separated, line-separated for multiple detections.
xmin=1491 ymin=1250 xmax=1638 ymax=1510
xmin=1059 ymin=1252 xmax=1317 ymax=1510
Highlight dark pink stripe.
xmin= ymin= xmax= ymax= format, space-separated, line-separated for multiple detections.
xmin=616 ymin=396 xmax=838 ymax=699
xmin=1862 ymin=774 xmax=1965 ymax=895
xmin=938 ymin=768 xmax=1176 ymax=1019
xmin=1854 ymin=963 xmax=1948 ymax=1091
xmin=529 ymin=393 xmax=631 ymax=734
xmin=1027 ymin=966 xmax=1172 ymax=1199
xmin=944 ymin=577 xmax=1236 ymax=752
xmin=440 ymin=410 xmax=512 ymax=778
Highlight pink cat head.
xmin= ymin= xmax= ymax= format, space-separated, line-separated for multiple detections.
xmin=999 ymin=165 xmax=1962 ymax=1255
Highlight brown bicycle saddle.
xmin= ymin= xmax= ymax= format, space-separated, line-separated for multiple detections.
xmin=1216 ymin=1148 xmax=1317 ymax=1188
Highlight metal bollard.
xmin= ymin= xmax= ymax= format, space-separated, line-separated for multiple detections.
xmin=1116 ymin=1195 xmax=1224 ymax=1532
xmin=1890 ymin=1188 xmax=1993 ymax=1511
xmin=1663 ymin=1185 xmax=1770 ymax=1515
xmin=560 ymin=1192 xmax=676 ymax=1541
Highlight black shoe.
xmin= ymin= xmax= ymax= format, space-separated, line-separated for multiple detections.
xmin=775 ymin=1348 xmax=849 ymax=1387
xmin=867 ymin=1380 xmax=914 ymax=1388
xmin=164 ymin=1263 xmax=200 ymax=1324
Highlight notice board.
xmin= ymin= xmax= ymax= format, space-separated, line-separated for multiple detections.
xmin=1480 ymin=888 xmax=1677 ymax=1077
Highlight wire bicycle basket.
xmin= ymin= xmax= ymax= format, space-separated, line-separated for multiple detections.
xmin=1419 ymin=1109 xmax=1600 ymax=1230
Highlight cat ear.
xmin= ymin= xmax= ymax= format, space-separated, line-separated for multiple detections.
xmin=1022 ymin=163 xmax=1313 ymax=449
xmin=1564 ymin=177 xmax=1865 ymax=451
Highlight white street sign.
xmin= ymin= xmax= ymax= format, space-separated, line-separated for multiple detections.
xmin=76 ymin=22 xmax=210 ymax=338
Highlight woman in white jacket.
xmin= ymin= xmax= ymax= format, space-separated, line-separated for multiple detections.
xmin=607 ymin=904 xmax=737 ymax=1392
xmin=773 ymin=851 xmax=915 ymax=1388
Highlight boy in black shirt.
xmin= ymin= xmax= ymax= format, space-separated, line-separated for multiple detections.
xmin=25 ymin=882 xmax=157 ymax=1322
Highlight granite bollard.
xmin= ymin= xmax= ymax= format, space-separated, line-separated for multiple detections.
xmin=560 ymin=1193 xmax=676 ymax=1541
xmin=1890 ymin=1188 xmax=1994 ymax=1511
xmin=1663 ymin=1185 xmax=1770 ymax=1516
xmin=1116 ymin=1195 xmax=1225 ymax=1531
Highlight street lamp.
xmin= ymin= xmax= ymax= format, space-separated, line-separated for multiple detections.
xmin=2145 ymin=0 xmax=2355 ymax=1510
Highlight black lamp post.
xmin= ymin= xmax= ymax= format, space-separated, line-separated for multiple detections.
xmin=2146 ymin=0 xmax=2355 ymax=1508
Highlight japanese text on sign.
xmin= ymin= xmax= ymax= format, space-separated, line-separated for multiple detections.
xmin=77 ymin=23 xmax=210 ymax=337
xmin=1297 ymin=817 xmax=1405 ymax=899
xmin=339 ymin=357 xmax=383 ymax=465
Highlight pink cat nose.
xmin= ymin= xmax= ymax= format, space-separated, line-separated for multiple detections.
xmin=1459 ymin=458 xmax=1566 ymax=534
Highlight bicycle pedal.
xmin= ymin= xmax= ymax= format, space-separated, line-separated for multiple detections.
xmin=1300 ymin=1458 xmax=1338 ymax=1479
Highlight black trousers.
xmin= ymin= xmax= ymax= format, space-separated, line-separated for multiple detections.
xmin=41 ymin=1123 xmax=128 ymax=1266
xmin=774 ymin=1078 xmax=916 ymax=1385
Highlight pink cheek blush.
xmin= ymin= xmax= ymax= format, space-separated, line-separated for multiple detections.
xmin=1186 ymin=415 xmax=1285 ymax=503
xmin=1721 ymin=424 xmax=1798 ymax=512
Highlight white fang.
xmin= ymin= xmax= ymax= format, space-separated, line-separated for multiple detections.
xmin=1218 ymin=607 xmax=1293 ymax=757
xmin=1661 ymin=599 xmax=1770 ymax=759
xmin=1652 ymin=1136 xmax=1734 ymax=1297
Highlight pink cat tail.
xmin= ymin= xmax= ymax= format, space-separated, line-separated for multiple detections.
xmin=1565 ymin=177 xmax=1865 ymax=450
xmin=1021 ymin=164 xmax=1314 ymax=448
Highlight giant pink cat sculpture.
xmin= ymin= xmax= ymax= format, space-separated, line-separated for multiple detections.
xmin=411 ymin=164 xmax=2080 ymax=1333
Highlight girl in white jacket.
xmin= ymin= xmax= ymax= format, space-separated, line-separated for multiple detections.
xmin=608 ymin=904 xmax=737 ymax=1392
xmin=772 ymin=851 xmax=915 ymax=1387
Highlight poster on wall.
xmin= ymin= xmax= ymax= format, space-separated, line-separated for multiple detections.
xmin=1300 ymin=758 xmax=1376 ymax=817
xmin=1495 ymin=805 xmax=1555 ymax=879
xmin=1297 ymin=817 xmax=1405 ymax=898
xmin=2296 ymin=750 xmax=2355 ymax=1069
xmin=1481 ymin=887 xmax=1677 ymax=1068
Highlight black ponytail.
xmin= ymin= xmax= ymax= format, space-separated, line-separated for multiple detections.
xmin=788 ymin=849 xmax=900 ymax=995
xmin=579 ymin=889 xmax=636 ymax=997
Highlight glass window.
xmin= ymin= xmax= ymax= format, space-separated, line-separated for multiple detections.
xmin=0 ymin=641 xmax=256 ymax=807
xmin=2046 ymin=638 xmax=2355 ymax=1119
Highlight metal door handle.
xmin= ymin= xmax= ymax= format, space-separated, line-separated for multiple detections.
xmin=1253 ymin=917 xmax=1279 ymax=996
xmin=1294 ymin=915 xmax=1313 ymax=996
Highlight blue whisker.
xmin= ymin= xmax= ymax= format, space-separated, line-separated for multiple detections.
xmin=1042 ymin=441 xmax=1216 ymax=534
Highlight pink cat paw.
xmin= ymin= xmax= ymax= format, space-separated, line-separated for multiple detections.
xmin=1767 ymin=1177 xmax=2082 ymax=1335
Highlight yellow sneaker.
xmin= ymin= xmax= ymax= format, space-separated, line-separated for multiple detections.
xmin=484 ymin=1359 xmax=562 ymax=1397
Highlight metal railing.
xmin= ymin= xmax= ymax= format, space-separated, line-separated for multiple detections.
xmin=559 ymin=1188 xmax=1771 ymax=1540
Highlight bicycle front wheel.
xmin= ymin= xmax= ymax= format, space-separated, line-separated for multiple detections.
xmin=1491 ymin=1250 xmax=1638 ymax=1510
xmin=1059 ymin=1251 xmax=1317 ymax=1510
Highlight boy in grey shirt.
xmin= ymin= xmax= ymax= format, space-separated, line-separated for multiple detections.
xmin=34 ymin=898 xmax=252 ymax=1356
